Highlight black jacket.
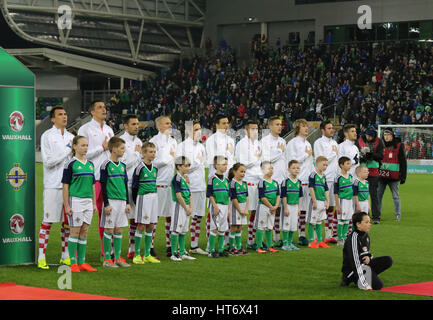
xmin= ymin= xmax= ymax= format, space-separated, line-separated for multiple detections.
xmin=341 ymin=229 xmax=373 ymax=288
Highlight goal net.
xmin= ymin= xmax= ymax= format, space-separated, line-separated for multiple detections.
xmin=378 ymin=124 xmax=433 ymax=174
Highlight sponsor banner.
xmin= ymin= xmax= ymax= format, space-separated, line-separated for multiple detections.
xmin=0 ymin=48 xmax=35 ymax=265
xmin=407 ymin=160 xmax=433 ymax=174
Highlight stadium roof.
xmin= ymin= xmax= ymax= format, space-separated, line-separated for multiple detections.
xmin=1 ymin=0 xmax=206 ymax=72
xmin=6 ymin=47 xmax=154 ymax=80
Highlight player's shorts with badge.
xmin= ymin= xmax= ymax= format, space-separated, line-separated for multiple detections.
xmin=100 ymin=199 xmax=128 ymax=229
xmin=281 ymin=204 xmax=299 ymax=232
xmin=229 ymin=201 xmax=248 ymax=226
xmin=307 ymin=199 xmax=327 ymax=224
xmin=67 ymin=196 xmax=94 ymax=227
xmin=209 ymin=204 xmax=229 ymax=232
xmin=254 ymin=203 xmax=275 ymax=231
xmin=43 ymin=188 xmax=65 ymax=223
xmin=338 ymin=198 xmax=354 ymax=220
xmin=171 ymin=202 xmax=190 ymax=234
xmin=191 ymin=191 xmax=206 ymax=217
xmin=134 ymin=192 xmax=158 ymax=225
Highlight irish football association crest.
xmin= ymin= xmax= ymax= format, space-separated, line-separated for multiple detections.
xmin=6 ymin=163 xmax=27 ymax=191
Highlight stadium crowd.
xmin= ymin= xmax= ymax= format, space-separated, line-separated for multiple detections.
xmin=104 ymin=38 xmax=433 ymax=142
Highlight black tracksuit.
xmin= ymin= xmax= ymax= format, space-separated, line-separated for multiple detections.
xmin=342 ymin=229 xmax=393 ymax=290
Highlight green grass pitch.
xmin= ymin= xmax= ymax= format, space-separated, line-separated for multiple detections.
xmin=0 ymin=163 xmax=432 ymax=300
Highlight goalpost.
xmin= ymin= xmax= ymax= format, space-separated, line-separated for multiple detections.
xmin=378 ymin=124 xmax=433 ymax=174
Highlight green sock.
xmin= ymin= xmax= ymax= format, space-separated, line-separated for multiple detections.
xmin=288 ymin=231 xmax=294 ymax=245
xmin=265 ymin=230 xmax=273 ymax=248
xmin=235 ymin=231 xmax=242 ymax=250
xmin=77 ymin=238 xmax=87 ymax=265
xmin=282 ymin=231 xmax=289 ymax=246
xmin=113 ymin=233 xmax=122 ymax=261
xmin=308 ymin=223 xmax=315 ymax=243
xmin=217 ymin=233 xmax=225 ymax=253
xmin=228 ymin=232 xmax=235 ymax=249
xmin=208 ymin=232 xmax=216 ymax=253
xmin=134 ymin=231 xmax=143 ymax=256
xmin=342 ymin=222 xmax=350 ymax=240
xmin=315 ymin=224 xmax=323 ymax=243
xmin=103 ymin=232 xmax=112 ymax=259
xmin=68 ymin=237 xmax=78 ymax=265
xmin=170 ymin=233 xmax=179 ymax=254
xmin=179 ymin=233 xmax=186 ymax=256
xmin=144 ymin=232 xmax=152 ymax=257
xmin=337 ymin=222 xmax=343 ymax=241
xmin=255 ymin=229 xmax=264 ymax=248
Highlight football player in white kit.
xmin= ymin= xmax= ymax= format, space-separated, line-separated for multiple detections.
xmin=286 ymin=119 xmax=314 ymax=246
xmin=176 ymin=120 xmax=208 ymax=255
xmin=260 ymin=116 xmax=288 ymax=247
xmin=204 ymin=114 xmax=235 ymax=243
xmin=37 ymin=106 xmax=75 ymax=270
xmin=337 ymin=124 xmax=360 ymax=234
xmin=235 ymin=120 xmax=263 ymax=249
xmin=205 ymin=114 xmax=235 ymax=179
xmin=77 ymin=100 xmax=114 ymax=259
xmin=119 ymin=115 xmax=143 ymax=259
xmin=338 ymin=124 xmax=360 ymax=177
xmin=149 ymin=115 xmax=178 ymax=257
xmin=313 ymin=120 xmax=339 ymax=243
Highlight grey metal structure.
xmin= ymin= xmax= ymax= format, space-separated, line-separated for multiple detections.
xmin=0 ymin=0 xmax=206 ymax=70
xmin=6 ymin=47 xmax=155 ymax=80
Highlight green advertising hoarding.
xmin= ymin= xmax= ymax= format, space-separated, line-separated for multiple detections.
xmin=0 ymin=48 xmax=35 ymax=265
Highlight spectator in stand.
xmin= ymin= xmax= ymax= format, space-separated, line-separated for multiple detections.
xmin=100 ymin=39 xmax=433 ymax=136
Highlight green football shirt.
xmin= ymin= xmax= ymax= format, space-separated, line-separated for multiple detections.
xmin=132 ymin=162 xmax=158 ymax=195
xmin=308 ymin=172 xmax=328 ymax=201
xmin=258 ymin=179 xmax=280 ymax=206
xmin=62 ymin=158 xmax=95 ymax=198
xmin=281 ymin=178 xmax=303 ymax=204
xmin=229 ymin=180 xmax=248 ymax=203
xmin=100 ymin=160 xmax=127 ymax=201
xmin=206 ymin=175 xmax=230 ymax=205
xmin=171 ymin=173 xmax=191 ymax=205
xmin=354 ymin=179 xmax=369 ymax=202
xmin=334 ymin=174 xmax=354 ymax=200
